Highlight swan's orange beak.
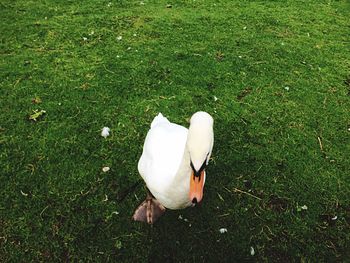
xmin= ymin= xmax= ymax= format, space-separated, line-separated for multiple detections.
xmin=189 ymin=170 xmax=205 ymax=204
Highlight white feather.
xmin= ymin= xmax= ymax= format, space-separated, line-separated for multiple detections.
xmin=101 ymin=127 xmax=110 ymax=138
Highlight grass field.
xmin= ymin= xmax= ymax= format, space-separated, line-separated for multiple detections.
xmin=1 ymin=0 xmax=350 ymax=262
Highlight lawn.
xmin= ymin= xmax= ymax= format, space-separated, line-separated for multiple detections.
xmin=1 ymin=0 xmax=349 ymax=262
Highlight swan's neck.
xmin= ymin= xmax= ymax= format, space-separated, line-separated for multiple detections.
xmin=174 ymin=144 xmax=191 ymax=184
xmin=160 ymin=143 xmax=192 ymax=209
xmin=164 ymin=134 xmax=198 ymax=208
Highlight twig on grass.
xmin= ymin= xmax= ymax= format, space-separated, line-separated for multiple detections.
xmin=318 ymin=136 xmax=323 ymax=151
xmin=13 ymin=77 xmax=23 ymax=87
xmin=40 ymin=205 xmax=50 ymax=220
xmin=117 ymin=181 xmax=142 ymax=201
xmin=224 ymin=186 xmax=262 ymax=201
xmin=218 ymin=213 xmax=230 ymax=217
xmin=217 ymin=192 xmax=225 ymax=201
xmin=103 ymin=65 xmax=116 ymax=74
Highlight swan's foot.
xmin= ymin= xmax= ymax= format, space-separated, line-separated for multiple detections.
xmin=132 ymin=192 xmax=166 ymax=224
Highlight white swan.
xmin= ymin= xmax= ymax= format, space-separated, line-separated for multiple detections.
xmin=132 ymin=111 xmax=214 ymax=224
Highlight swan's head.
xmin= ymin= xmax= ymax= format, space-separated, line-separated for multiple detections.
xmin=187 ymin=111 xmax=214 ymax=204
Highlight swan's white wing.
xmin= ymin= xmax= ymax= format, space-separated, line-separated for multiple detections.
xmin=138 ymin=115 xmax=188 ymax=195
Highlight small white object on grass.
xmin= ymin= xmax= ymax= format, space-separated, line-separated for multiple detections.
xmin=332 ymin=215 xmax=338 ymax=220
xmin=117 ymin=36 xmax=122 ymax=41
xmin=102 ymin=166 xmax=110 ymax=172
xmin=101 ymin=127 xmax=110 ymax=138
xmin=301 ymin=205 xmax=308 ymax=210
xmin=83 ymin=37 xmax=88 ymax=41
xmin=284 ymin=86 xmax=290 ymax=91
xmin=250 ymin=246 xmax=255 ymax=256
xmin=213 ymin=96 xmax=218 ymax=102
xmin=219 ymin=228 xmax=227 ymax=234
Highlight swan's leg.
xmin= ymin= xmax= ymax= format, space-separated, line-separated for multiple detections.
xmin=132 ymin=190 xmax=166 ymax=224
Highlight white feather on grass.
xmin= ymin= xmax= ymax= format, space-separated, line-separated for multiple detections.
xmin=101 ymin=127 xmax=110 ymax=138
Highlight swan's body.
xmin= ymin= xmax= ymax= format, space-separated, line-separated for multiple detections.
xmin=133 ymin=112 xmax=214 ymax=223
xmin=138 ymin=113 xmax=192 ymax=209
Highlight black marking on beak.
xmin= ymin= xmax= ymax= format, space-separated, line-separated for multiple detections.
xmin=192 ymin=197 xmax=198 ymax=204
xmin=190 ymin=159 xmax=207 ymax=181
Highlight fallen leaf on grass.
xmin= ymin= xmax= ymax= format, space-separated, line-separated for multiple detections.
xmin=29 ymin=109 xmax=46 ymax=121
xmin=297 ymin=204 xmax=308 ymax=212
xmin=32 ymin=97 xmax=42 ymax=104
xmin=115 ymin=240 xmax=122 ymax=250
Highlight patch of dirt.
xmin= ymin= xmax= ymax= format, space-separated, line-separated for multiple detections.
xmin=215 ymin=51 xmax=224 ymax=61
xmin=267 ymin=194 xmax=289 ymax=213
xmin=237 ymin=87 xmax=253 ymax=100
xmin=319 ymin=214 xmax=337 ymax=227
xmin=264 ymin=247 xmax=293 ymax=263
xmin=344 ymin=78 xmax=350 ymax=87
xmin=344 ymin=77 xmax=350 ymax=95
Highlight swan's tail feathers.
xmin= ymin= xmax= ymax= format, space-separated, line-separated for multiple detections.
xmin=151 ymin=113 xmax=169 ymax=128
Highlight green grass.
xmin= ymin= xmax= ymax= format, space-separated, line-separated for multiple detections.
xmin=1 ymin=0 xmax=350 ymax=261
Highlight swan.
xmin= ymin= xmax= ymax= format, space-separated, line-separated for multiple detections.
xmin=132 ymin=111 xmax=214 ymax=224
